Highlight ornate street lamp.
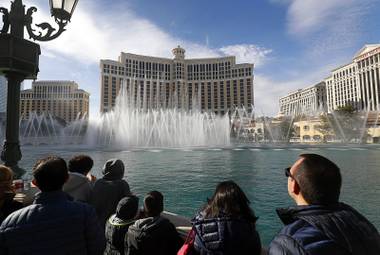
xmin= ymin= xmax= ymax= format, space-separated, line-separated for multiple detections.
xmin=0 ymin=0 xmax=79 ymax=178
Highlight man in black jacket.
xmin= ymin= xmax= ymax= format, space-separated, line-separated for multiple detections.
xmin=0 ymin=156 xmax=105 ymax=255
xmin=269 ymin=153 xmax=380 ymax=255
xmin=126 ymin=191 xmax=183 ymax=255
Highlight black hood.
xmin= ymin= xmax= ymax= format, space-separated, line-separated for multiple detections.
xmin=102 ymin=159 xmax=125 ymax=180
xmin=277 ymin=203 xmax=380 ymax=254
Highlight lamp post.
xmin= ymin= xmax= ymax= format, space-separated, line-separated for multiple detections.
xmin=0 ymin=0 xmax=78 ymax=178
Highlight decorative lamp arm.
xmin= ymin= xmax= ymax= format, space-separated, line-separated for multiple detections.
xmin=0 ymin=7 xmax=10 ymax=34
xmin=25 ymin=7 xmax=67 ymax=42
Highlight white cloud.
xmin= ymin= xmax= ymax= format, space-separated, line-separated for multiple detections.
xmin=219 ymin=44 xmax=272 ymax=67
xmin=274 ymin=0 xmax=376 ymax=55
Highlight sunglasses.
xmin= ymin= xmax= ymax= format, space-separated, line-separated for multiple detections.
xmin=284 ymin=167 xmax=294 ymax=179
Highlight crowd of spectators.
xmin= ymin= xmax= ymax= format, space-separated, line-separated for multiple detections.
xmin=0 ymin=153 xmax=379 ymax=255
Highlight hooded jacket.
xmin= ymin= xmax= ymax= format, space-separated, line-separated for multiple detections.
xmin=126 ymin=216 xmax=183 ymax=255
xmin=104 ymin=195 xmax=138 ymax=255
xmin=90 ymin=159 xmax=131 ymax=228
xmin=192 ymin=214 xmax=262 ymax=255
xmin=63 ymin=172 xmax=92 ymax=202
xmin=268 ymin=203 xmax=380 ymax=255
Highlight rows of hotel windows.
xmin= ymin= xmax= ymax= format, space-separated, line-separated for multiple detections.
xmin=102 ymin=60 xmax=253 ymax=81
xmin=280 ymin=86 xmax=326 ymax=115
xmin=357 ymin=53 xmax=380 ymax=69
xmin=21 ymin=85 xmax=88 ymax=100
xmin=359 ymin=68 xmax=380 ymax=110
xmin=102 ymin=76 xmax=253 ymax=114
xmin=333 ymin=66 xmax=356 ymax=79
xmin=20 ymin=99 xmax=87 ymax=122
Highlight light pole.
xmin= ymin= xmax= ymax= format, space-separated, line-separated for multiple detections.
xmin=0 ymin=0 xmax=79 ymax=178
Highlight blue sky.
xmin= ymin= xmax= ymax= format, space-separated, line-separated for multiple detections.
xmin=3 ymin=0 xmax=379 ymax=117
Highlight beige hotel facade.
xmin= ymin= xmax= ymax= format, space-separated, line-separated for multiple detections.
xmin=325 ymin=44 xmax=380 ymax=112
xmin=279 ymin=82 xmax=327 ymax=116
xmin=280 ymin=44 xmax=380 ymax=116
xmin=20 ymin=80 xmax=90 ymax=124
xmin=100 ymin=46 xmax=254 ymax=114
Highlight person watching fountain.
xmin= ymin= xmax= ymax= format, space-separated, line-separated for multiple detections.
xmin=0 ymin=156 xmax=105 ymax=254
xmin=126 ymin=191 xmax=183 ymax=255
xmin=63 ymin=155 xmax=94 ymax=202
xmin=0 ymin=165 xmax=23 ymax=224
xmin=268 ymin=154 xmax=380 ymax=255
xmin=191 ymin=180 xmax=262 ymax=255
xmin=104 ymin=195 xmax=139 ymax=255
xmin=90 ymin=159 xmax=131 ymax=229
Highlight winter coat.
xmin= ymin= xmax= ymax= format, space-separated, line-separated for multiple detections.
xmin=90 ymin=159 xmax=131 ymax=228
xmin=268 ymin=203 xmax=380 ymax=255
xmin=104 ymin=215 xmax=135 ymax=255
xmin=0 ymin=191 xmax=105 ymax=255
xmin=192 ymin=214 xmax=262 ymax=255
xmin=126 ymin=216 xmax=183 ymax=255
xmin=63 ymin=172 xmax=92 ymax=202
xmin=0 ymin=197 xmax=23 ymax=224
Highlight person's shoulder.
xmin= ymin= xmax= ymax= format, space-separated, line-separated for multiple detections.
xmin=269 ymin=233 xmax=308 ymax=255
xmin=0 ymin=204 xmax=38 ymax=229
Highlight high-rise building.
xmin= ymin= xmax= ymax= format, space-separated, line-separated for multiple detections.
xmin=325 ymin=44 xmax=380 ymax=112
xmin=0 ymin=76 xmax=7 ymax=113
xmin=100 ymin=46 xmax=254 ymax=114
xmin=20 ymin=80 xmax=90 ymax=124
xmin=279 ymin=82 xmax=327 ymax=116
xmin=354 ymin=44 xmax=380 ymax=111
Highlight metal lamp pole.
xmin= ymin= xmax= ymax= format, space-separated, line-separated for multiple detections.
xmin=0 ymin=0 xmax=78 ymax=178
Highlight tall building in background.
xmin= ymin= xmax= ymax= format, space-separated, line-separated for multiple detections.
xmin=20 ymin=80 xmax=90 ymax=124
xmin=279 ymin=82 xmax=327 ymax=116
xmin=0 ymin=76 xmax=7 ymax=113
xmin=325 ymin=44 xmax=380 ymax=112
xmin=100 ymin=46 xmax=254 ymax=114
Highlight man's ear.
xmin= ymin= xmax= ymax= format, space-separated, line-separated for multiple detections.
xmin=292 ymin=180 xmax=301 ymax=195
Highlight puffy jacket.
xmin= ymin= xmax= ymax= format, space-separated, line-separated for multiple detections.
xmin=126 ymin=216 xmax=183 ymax=255
xmin=0 ymin=197 xmax=23 ymax=224
xmin=90 ymin=159 xmax=130 ymax=228
xmin=104 ymin=215 xmax=135 ymax=255
xmin=268 ymin=203 xmax=380 ymax=255
xmin=63 ymin=172 xmax=92 ymax=202
xmin=192 ymin=214 xmax=262 ymax=255
xmin=0 ymin=191 xmax=105 ymax=255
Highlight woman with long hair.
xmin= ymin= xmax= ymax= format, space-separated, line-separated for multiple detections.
xmin=0 ymin=165 xmax=23 ymax=223
xmin=191 ymin=180 xmax=261 ymax=255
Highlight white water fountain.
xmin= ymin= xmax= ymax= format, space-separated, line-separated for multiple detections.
xmin=85 ymin=84 xmax=230 ymax=148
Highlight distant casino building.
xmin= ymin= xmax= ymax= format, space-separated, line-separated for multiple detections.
xmin=0 ymin=76 xmax=7 ymax=113
xmin=100 ymin=46 xmax=254 ymax=114
xmin=20 ymin=81 xmax=90 ymax=123
xmin=325 ymin=44 xmax=380 ymax=112
xmin=279 ymin=82 xmax=327 ymax=116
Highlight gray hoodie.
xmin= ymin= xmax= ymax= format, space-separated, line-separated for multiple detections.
xmin=63 ymin=172 xmax=92 ymax=202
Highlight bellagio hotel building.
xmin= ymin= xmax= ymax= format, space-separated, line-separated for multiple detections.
xmin=20 ymin=80 xmax=90 ymax=124
xmin=100 ymin=46 xmax=254 ymax=115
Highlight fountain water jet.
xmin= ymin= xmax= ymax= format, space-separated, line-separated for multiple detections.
xmin=85 ymin=84 xmax=230 ymax=148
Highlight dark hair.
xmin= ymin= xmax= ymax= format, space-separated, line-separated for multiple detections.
xmin=203 ymin=181 xmax=257 ymax=223
xmin=143 ymin=191 xmax=164 ymax=217
xmin=295 ymin=154 xmax=342 ymax=205
xmin=32 ymin=156 xmax=68 ymax=192
xmin=68 ymin=155 xmax=93 ymax=175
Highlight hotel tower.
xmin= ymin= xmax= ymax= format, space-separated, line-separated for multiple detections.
xmin=100 ymin=46 xmax=254 ymax=115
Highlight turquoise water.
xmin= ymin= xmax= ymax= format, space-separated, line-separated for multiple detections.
xmin=19 ymin=145 xmax=380 ymax=245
